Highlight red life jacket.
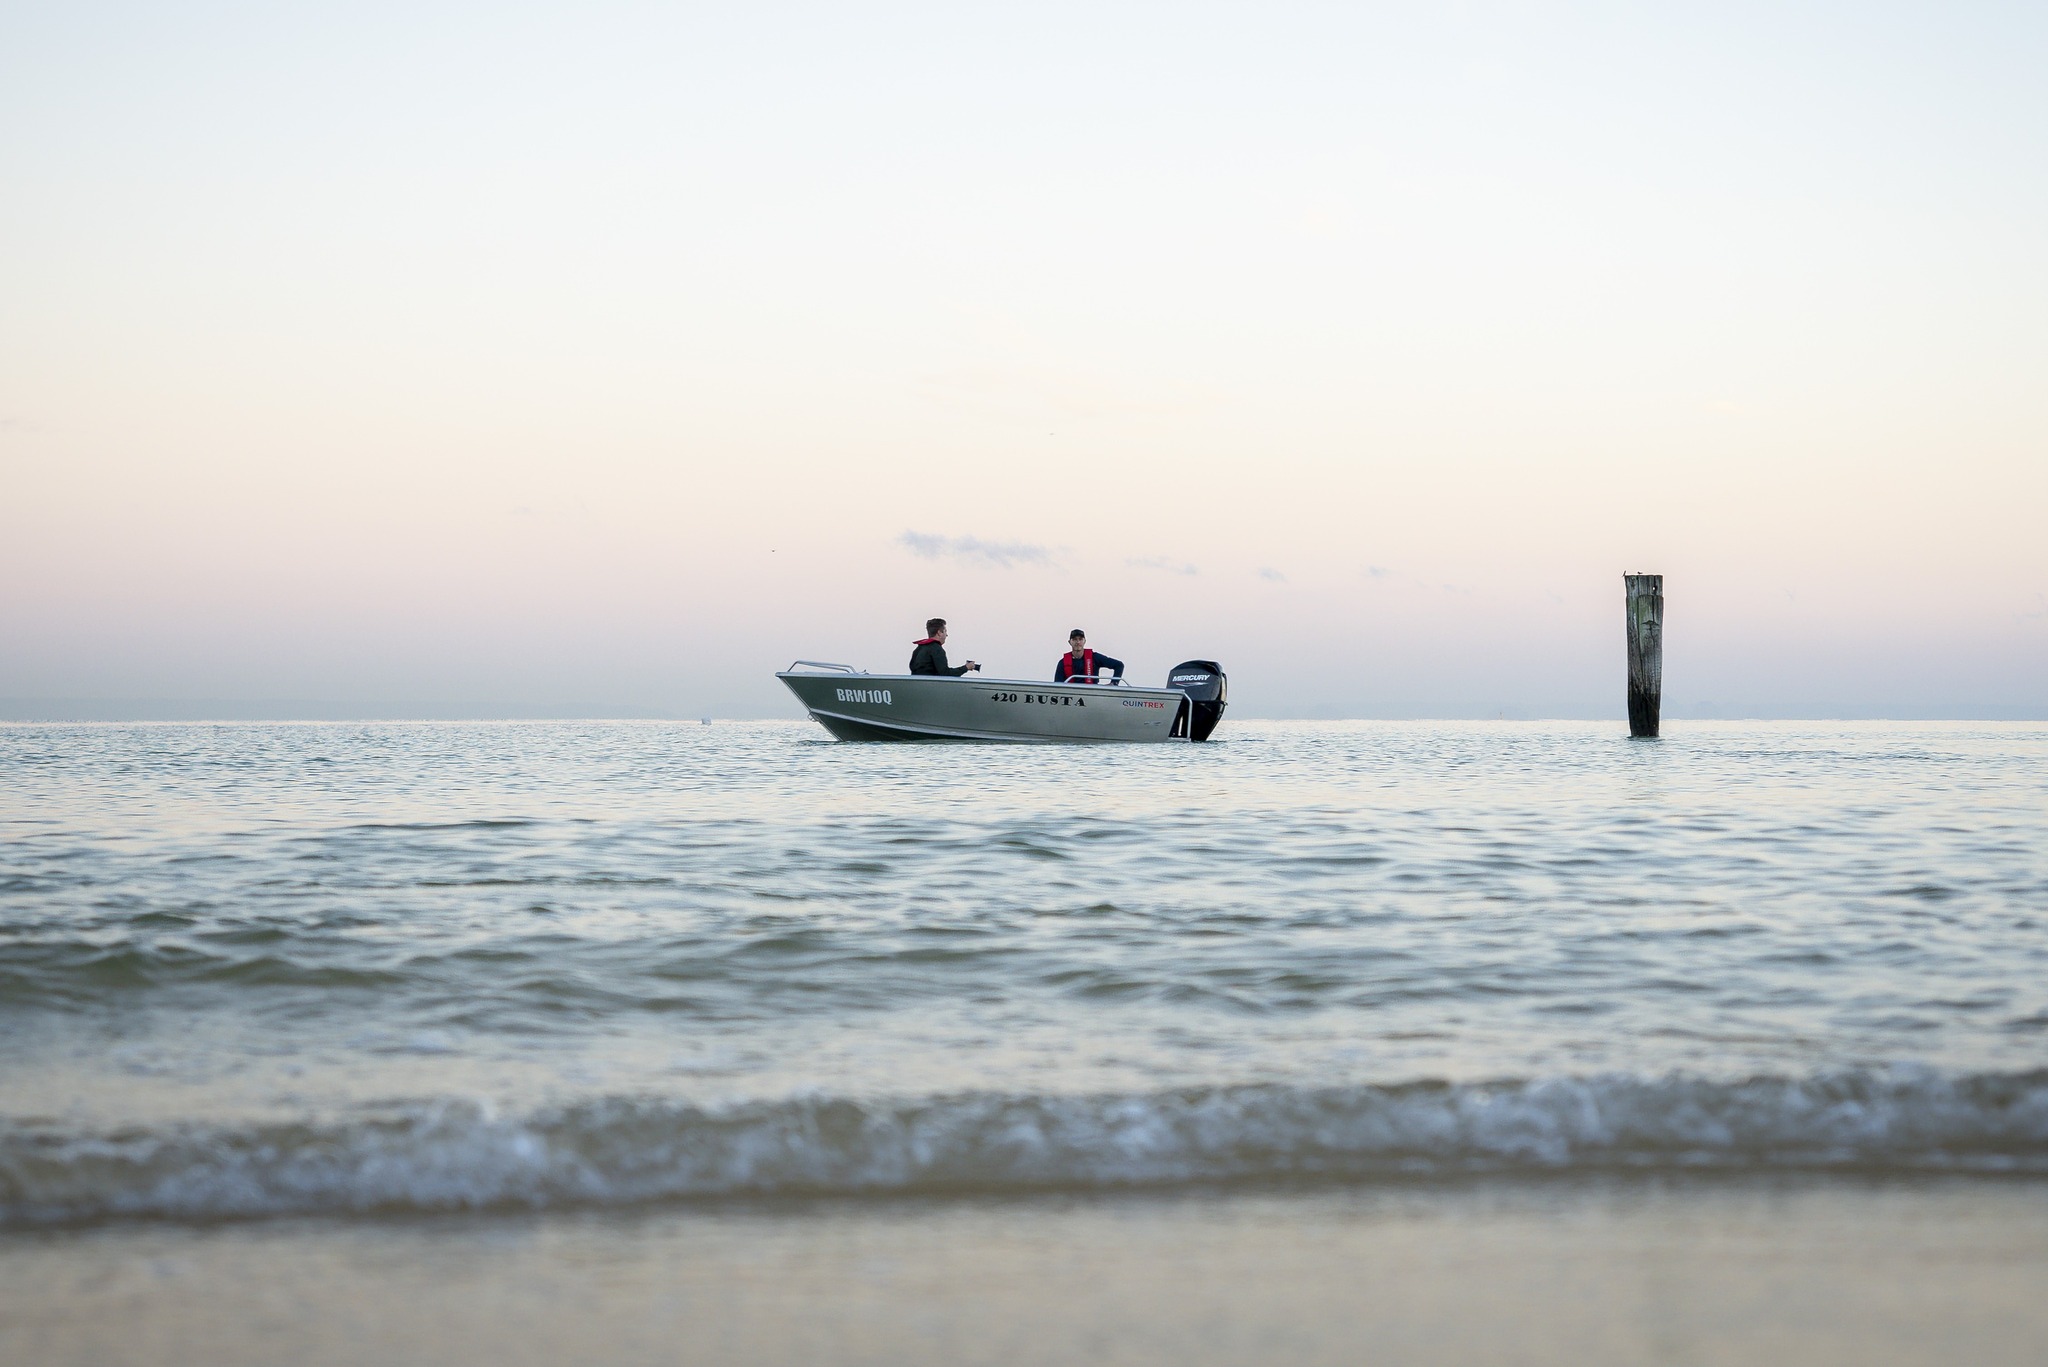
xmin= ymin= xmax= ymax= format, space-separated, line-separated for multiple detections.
xmin=912 ymin=637 xmax=938 ymax=646
xmin=1061 ymin=648 xmax=1096 ymax=682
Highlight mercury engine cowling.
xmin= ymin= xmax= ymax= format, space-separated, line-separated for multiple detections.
xmin=1167 ymin=660 xmax=1227 ymax=741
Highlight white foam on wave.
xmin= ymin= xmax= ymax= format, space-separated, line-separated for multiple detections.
xmin=5 ymin=1068 xmax=2047 ymax=1226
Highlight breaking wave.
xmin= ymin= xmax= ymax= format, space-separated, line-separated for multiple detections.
xmin=7 ymin=1068 xmax=2048 ymax=1226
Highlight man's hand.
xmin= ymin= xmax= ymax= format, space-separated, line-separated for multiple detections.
xmin=966 ymin=661 xmax=980 ymax=672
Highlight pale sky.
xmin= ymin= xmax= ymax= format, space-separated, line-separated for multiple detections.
xmin=3 ymin=2 xmax=2044 ymax=719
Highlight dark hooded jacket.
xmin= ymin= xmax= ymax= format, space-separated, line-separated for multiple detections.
xmin=909 ymin=638 xmax=973 ymax=676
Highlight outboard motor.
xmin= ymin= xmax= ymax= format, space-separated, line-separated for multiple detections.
xmin=1167 ymin=660 xmax=1227 ymax=742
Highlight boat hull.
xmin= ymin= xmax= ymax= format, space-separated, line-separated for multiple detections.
xmin=777 ymin=671 xmax=1191 ymax=743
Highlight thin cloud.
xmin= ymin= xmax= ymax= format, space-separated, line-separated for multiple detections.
xmin=1258 ymin=567 xmax=1288 ymax=583
xmin=1127 ymin=556 xmax=1198 ymax=576
xmin=899 ymin=531 xmax=1052 ymax=569
xmin=1365 ymin=565 xmax=1392 ymax=580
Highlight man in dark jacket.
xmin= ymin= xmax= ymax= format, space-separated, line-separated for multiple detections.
xmin=909 ymin=618 xmax=979 ymax=676
xmin=1053 ymin=629 xmax=1124 ymax=683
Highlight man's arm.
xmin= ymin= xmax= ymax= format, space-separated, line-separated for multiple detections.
xmin=1096 ymin=653 xmax=1126 ymax=679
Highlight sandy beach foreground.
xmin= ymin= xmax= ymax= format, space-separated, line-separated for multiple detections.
xmin=5 ymin=1178 xmax=2045 ymax=1367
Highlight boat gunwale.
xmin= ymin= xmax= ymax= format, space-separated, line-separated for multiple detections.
xmin=775 ymin=670 xmax=1192 ymax=702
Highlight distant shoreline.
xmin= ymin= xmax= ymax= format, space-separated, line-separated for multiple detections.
xmin=5 ymin=707 xmax=2047 ymax=724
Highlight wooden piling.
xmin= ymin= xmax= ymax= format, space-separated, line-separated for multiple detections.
xmin=1625 ymin=573 xmax=1663 ymax=738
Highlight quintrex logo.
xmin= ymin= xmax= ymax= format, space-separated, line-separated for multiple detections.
xmin=835 ymin=688 xmax=892 ymax=705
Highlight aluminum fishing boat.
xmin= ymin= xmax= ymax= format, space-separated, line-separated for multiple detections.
xmin=777 ymin=660 xmax=1228 ymax=743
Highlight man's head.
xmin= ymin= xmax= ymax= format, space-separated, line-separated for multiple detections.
xmin=1069 ymin=629 xmax=1086 ymax=652
xmin=927 ymin=617 xmax=948 ymax=641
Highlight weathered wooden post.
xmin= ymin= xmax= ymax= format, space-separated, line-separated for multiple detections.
xmin=1625 ymin=573 xmax=1663 ymax=738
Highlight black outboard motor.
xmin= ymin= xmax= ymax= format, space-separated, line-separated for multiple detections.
xmin=1167 ymin=660 xmax=1227 ymax=742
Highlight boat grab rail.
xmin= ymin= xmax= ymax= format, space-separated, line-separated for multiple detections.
xmin=785 ymin=663 xmax=1153 ymax=687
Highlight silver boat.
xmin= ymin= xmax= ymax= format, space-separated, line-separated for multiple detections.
xmin=777 ymin=660 xmax=1228 ymax=743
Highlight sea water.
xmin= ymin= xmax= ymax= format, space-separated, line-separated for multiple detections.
xmin=4 ymin=720 xmax=2046 ymax=1227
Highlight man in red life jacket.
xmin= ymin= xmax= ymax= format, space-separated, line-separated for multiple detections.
xmin=908 ymin=618 xmax=979 ymax=676
xmin=1053 ymin=629 xmax=1124 ymax=684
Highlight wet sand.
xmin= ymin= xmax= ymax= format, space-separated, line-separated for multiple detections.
xmin=6 ymin=1179 xmax=2046 ymax=1367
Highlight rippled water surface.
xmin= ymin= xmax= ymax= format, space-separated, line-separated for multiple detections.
xmin=3 ymin=720 xmax=2046 ymax=1223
